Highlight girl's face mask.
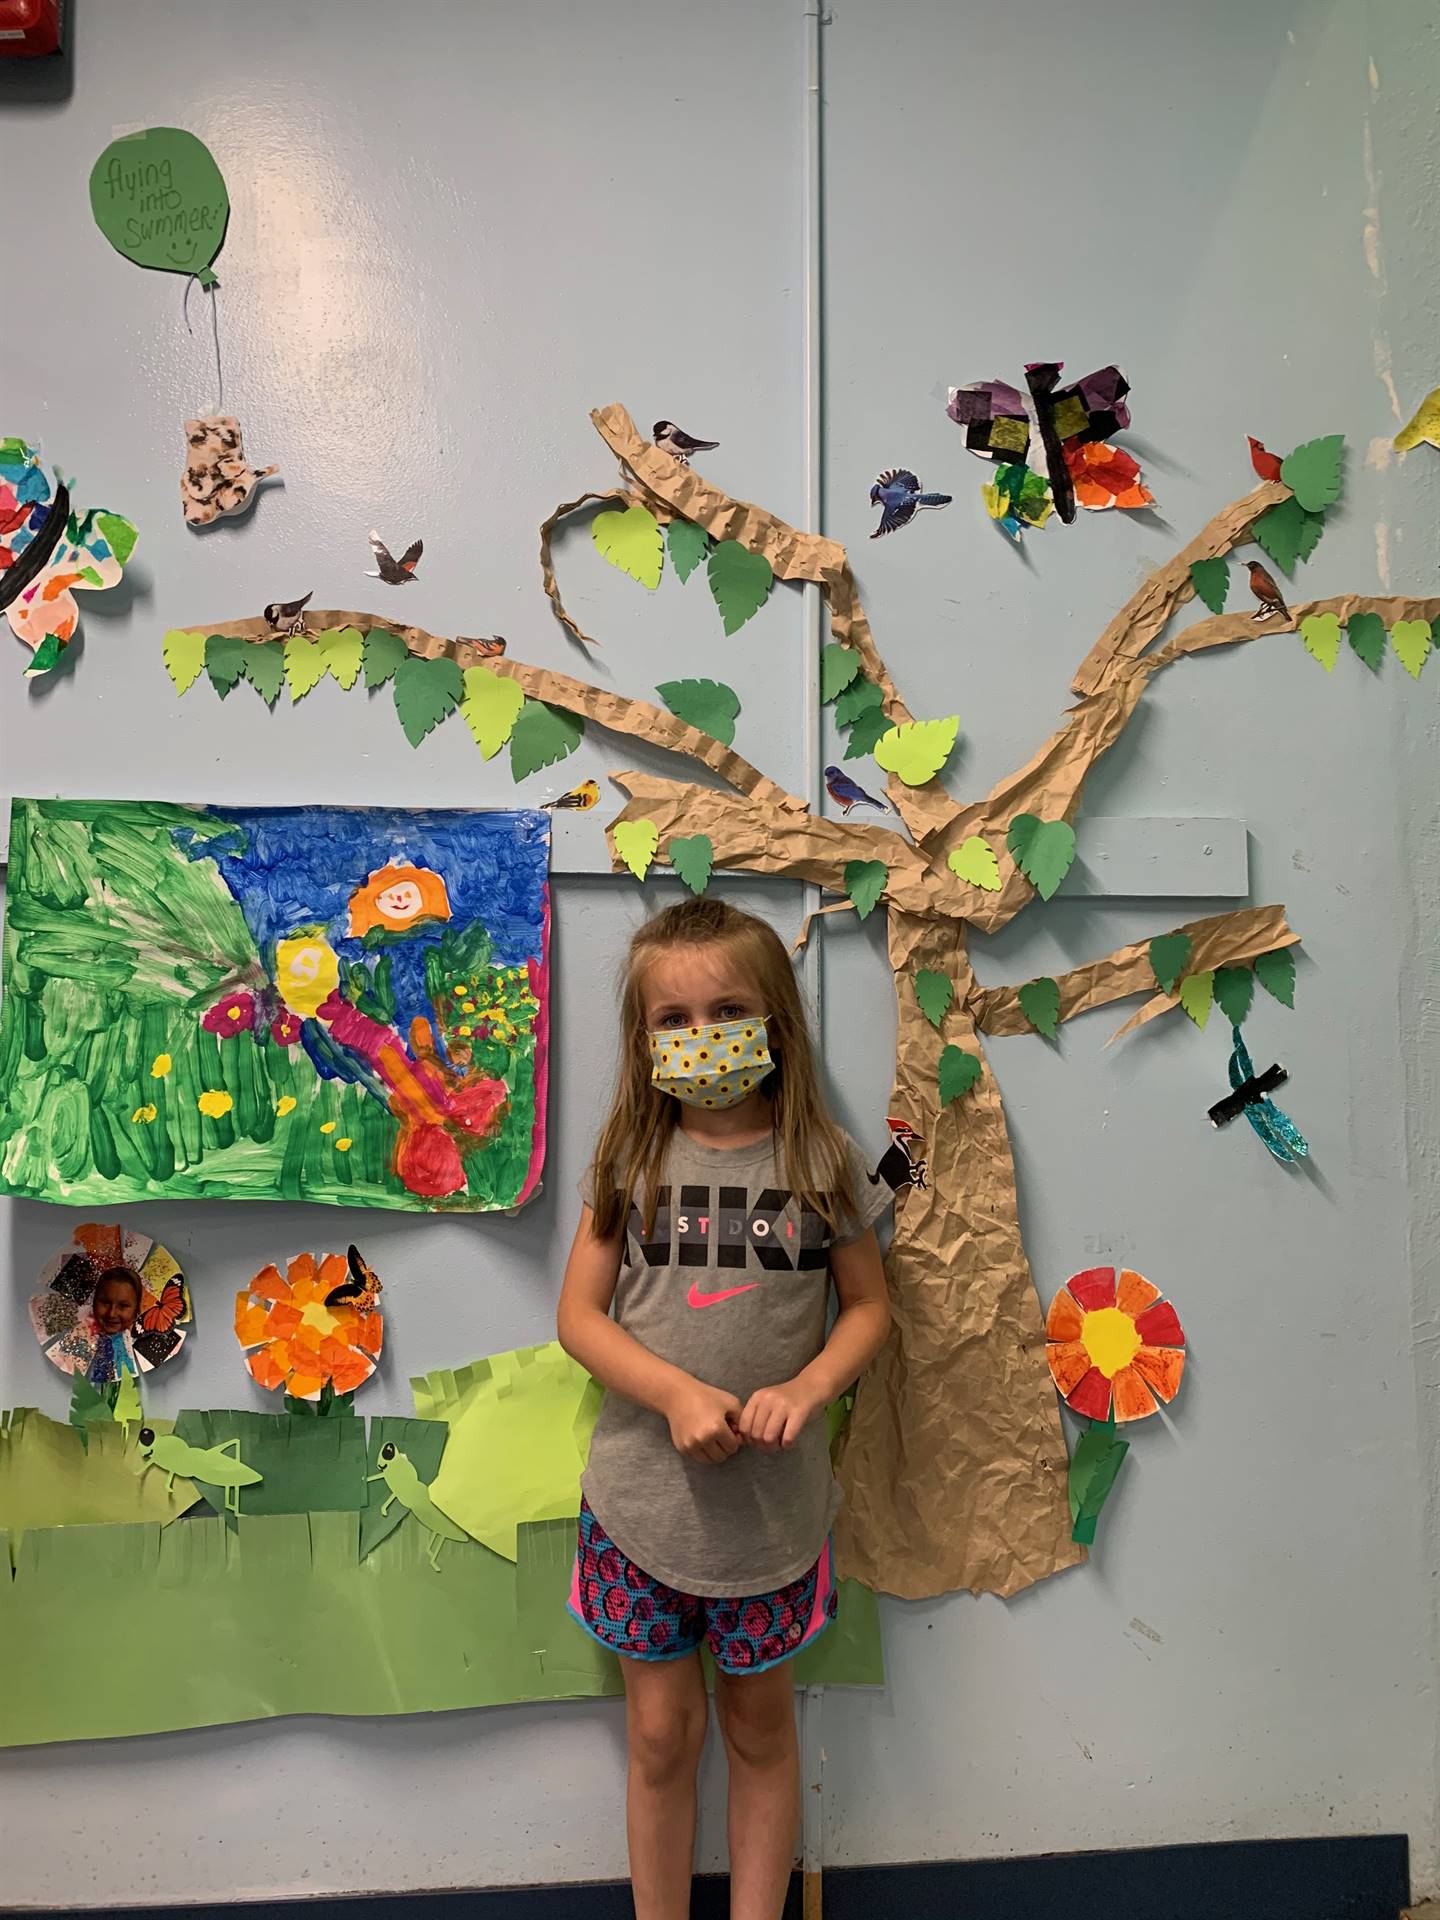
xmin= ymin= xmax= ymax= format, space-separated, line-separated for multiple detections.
xmin=648 ymin=1016 xmax=774 ymax=1109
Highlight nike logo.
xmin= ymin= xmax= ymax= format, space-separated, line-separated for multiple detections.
xmin=686 ymin=1279 xmax=759 ymax=1310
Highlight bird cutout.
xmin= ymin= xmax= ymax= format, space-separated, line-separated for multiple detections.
xmin=0 ymin=438 xmax=138 ymax=676
xmin=135 ymin=1426 xmax=263 ymax=1515
xmin=653 ymin=420 xmax=718 ymax=466
xmin=1394 ymin=385 xmax=1440 ymax=454
xmin=367 ymin=530 xmax=423 ymax=585
xmin=1210 ymin=1026 xmax=1308 ymax=1165
xmin=869 ymin=468 xmax=953 ymax=539
xmin=367 ymin=1440 xmax=470 ymax=1570
xmin=825 ymin=764 xmax=889 ymax=816
xmin=1247 ymin=561 xmax=1289 ymax=622
xmin=1247 ymin=435 xmax=1284 ymax=484
xmin=545 ymin=778 xmax=600 ymax=813
xmin=180 ymin=415 xmax=278 ymax=528
xmin=870 ymin=1117 xmax=927 ymax=1194
xmin=461 ymin=634 xmax=507 ymax=658
xmin=263 ymin=590 xmax=313 ymax=638
xmin=324 ymin=1243 xmax=383 ymax=1314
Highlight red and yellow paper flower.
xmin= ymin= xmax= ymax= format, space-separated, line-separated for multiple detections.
xmin=234 ymin=1251 xmax=383 ymax=1401
xmin=1045 ymin=1266 xmax=1185 ymax=1423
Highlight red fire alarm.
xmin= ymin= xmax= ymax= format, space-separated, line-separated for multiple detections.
xmin=0 ymin=0 xmax=64 ymax=57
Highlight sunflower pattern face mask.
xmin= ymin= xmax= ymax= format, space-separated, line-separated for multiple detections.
xmin=648 ymin=1017 xmax=774 ymax=1110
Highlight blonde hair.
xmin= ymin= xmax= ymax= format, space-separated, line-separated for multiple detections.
xmin=589 ymin=898 xmax=854 ymax=1240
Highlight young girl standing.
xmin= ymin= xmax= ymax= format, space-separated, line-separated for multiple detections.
xmin=557 ymin=898 xmax=892 ymax=1920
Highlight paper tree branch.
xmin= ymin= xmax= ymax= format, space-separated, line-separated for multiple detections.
xmin=538 ymin=487 xmax=631 ymax=650
xmin=1147 ymin=593 xmax=1440 ymax=668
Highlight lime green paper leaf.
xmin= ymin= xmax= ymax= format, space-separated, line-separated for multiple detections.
xmin=668 ymin=833 xmax=713 ymax=895
xmin=1347 ymin=611 xmax=1386 ymax=670
xmin=1255 ymin=946 xmax=1296 ymax=1008
xmin=284 ymin=634 xmax=328 ymax=701
xmin=461 ymin=665 xmax=526 ymax=759
xmin=844 ymin=859 xmax=887 ymax=921
xmin=363 ymin=626 xmax=408 ymax=689
xmin=1178 ymin=970 xmax=1214 ymax=1029
xmin=1299 ymin=612 xmax=1341 ymax=672
xmin=708 ymin=539 xmax=773 ymax=635
xmin=593 ymin=503 xmax=663 ymax=589
xmin=1149 ymin=931 xmax=1192 ymax=995
xmin=163 ymin=628 xmax=206 ymax=695
xmin=1280 ymin=434 xmax=1345 ymax=513
xmin=821 ymin=644 xmax=861 ymax=703
xmin=1189 ymin=557 xmax=1229 ymax=614
xmin=843 ymin=704 xmax=893 ymax=760
xmin=1253 ymin=497 xmax=1324 ymax=576
xmin=948 ymin=835 xmax=1002 ymax=892
xmin=1006 ymin=814 xmax=1075 ymax=901
xmin=241 ymin=640 xmax=285 ymax=705
xmin=319 ymin=625 xmax=365 ymax=691
xmin=205 ymin=633 xmax=247 ymax=698
xmin=834 ymin=675 xmax=884 ymax=727
xmin=509 ymin=699 xmax=584 ymax=781
xmin=656 ymin=677 xmax=740 ymax=746
xmin=1391 ymin=618 xmax=1432 ymax=680
xmin=873 ymin=716 xmax=959 ymax=787
xmin=914 ymin=969 xmax=953 ymax=1030
xmin=938 ymin=1044 xmax=982 ymax=1106
xmin=1214 ymin=965 xmax=1255 ymax=1027
xmin=393 ymin=654 xmax=462 ymax=748
xmin=96 ymin=511 xmax=138 ymax=568
xmin=612 ymin=818 xmax=659 ymax=881
xmin=667 ymin=518 xmax=710 ymax=584
xmin=1018 ymin=977 xmax=1061 ymax=1038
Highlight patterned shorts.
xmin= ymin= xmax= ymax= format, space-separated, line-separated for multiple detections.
xmin=568 ymin=1497 xmax=838 ymax=1676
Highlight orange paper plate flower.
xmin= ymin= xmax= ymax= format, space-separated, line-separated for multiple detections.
xmin=1045 ymin=1266 xmax=1185 ymax=1423
xmin=234 ymin=1251 xmax=384 ymax=1401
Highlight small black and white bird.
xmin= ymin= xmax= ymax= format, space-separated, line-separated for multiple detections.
xmin=263 ymin=590 xmax=313 ymax=637
xmin=367 ymin=530 xmax=423 ymax=585
xmin=652 ymin=420 xmax=719 ymax=465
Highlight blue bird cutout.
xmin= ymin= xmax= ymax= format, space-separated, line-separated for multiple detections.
xmin=869 ymin=468 xmax=953 ymax=539
xmin=824 ymin=765 xmax=888 ymax=816
xmin=1214 ymin=1024 xmax=1309 ymax=1165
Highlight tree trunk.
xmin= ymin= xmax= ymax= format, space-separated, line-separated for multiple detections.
xmin=833 ymin=907 xmax=1083 ymax=1599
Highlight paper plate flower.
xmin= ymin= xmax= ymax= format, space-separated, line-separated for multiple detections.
xmin=1046 ymin=1266 xmax=1185 ymax=1423
xmin=30 ymin=1222 xmax=192 ymax=1383
xmin=348 ymin=863 xmax=451 ymax=938
xmin=234 ymin=1251 xmax=384 ymax=1401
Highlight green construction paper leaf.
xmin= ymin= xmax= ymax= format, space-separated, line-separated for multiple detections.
xmin=1299 ymin=612 xmax=1341 ymax=672
xmin=1068 ymin=1417 xmax=1129 ymax=1545
xmin=873 ymin=716 xmax=959 ymax=787
xmin=1149 ymin=931 xmax=1192 ymax=995
xmin=1391 ymin=618 xmax=1432 ymax=680
xmin=1188 ymin=556 xmax=1230 ymax=614
xmin=914 ymin=969 xmax=953 ymax=1030
xmin=707 ymin=539 xmax=773 ymax=636
xmin=1214 ymin=965 xmax=1255 ymax=1027
xmin=240 ymin=640 xmax=285 ymax=705
xmin=25 ymin=633 xmax=63 ymax=677
xmin=666 ymin=517 xmax=710 ymax=584
xmin=592 ymin=503 xmax=663 ymax=589
xmin=363 ymin=626 xmax=408 ymax=689
xmin=948 ymin=835 xmax=1002 ymax=892
xmin=656 ymin=676 xmax=740 ymax=746
xmin=95 ymin=511 xmax=138 ymax=568
xmin=1252 ymin=497 xmax=1324 ymax=577
xmin=1280 ymin=434 xmax=1345 ymax=513
xmin=842 ymin=704 xmax=893 ymax=759
xmin=1018 ymin=976 xmax=1061 ymax=1038
xmin=0 ymin=1409 xmax=198 ymax=1542
xmin=461 ymin=664 xmax=526 ymax=759
xmin=205 ymin=633 xmax=247 ymax=698
xmin=821 ymin=643 xmax=861 ymax=703
xmin=1255 ymin=946 xmax=1296 ymax=1008
xmin=163 ymin=627 xmax=207 ymax=695
xmin=1178 ymin=970 xmax=1214 ymax=1029
xmin=612 ymin=817 xmax=659 ymax=881
xmin=834 ymin=675 xmax=884 ymax=727
xmin=392 ymin=654 xmax=462 ymax=748
xmin=284 ymin=633 xmax=328 ymax=701
xmin=318 ymin=625 xmax=364 ymax=691
xmin=937 ymin=1044 xmax=982 ymax=1107
xmin=668 ymin=833 xmax=713 ymax=895
xmin=509 ymin=698 xmax=584 ymax=781
xmin=1347 ymin=611 xmax=1386 ymax=670
xmin=1006 ymin=814 xmax=1076 ymax=902
xmin=90 ymin=128 xmax=230 ymax=286
xmin=68 ymin=1374 xmax=117 ymax=1438
xmin=844 ymin=859 xmax=887 ymax=921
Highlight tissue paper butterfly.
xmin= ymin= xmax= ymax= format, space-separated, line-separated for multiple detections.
xmin=0 ymin=439 xmax=138 ymax=675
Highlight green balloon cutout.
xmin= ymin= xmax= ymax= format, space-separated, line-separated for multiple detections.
xmin=89 ymin=127 xmax=230 ymax=288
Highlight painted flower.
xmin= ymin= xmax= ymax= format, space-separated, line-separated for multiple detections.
xmin=271 ymin=1010 xmax=302 ymax=1046
xmin=348 ymin=863 xmax=452 ymax=938
xmin=202 ymin=989 xmax=256 ymax=1037
xmin=197 ymin=1089 xmax=233 ymax=1118
xmin=234 ymin=1251 xmax=384 ymax=1401
xmin=151 ymin=1053 xmax=173 ymax=1078
xmin=275 ymin=1095 xmax=297 ymax=1117
xmin=1046 ymin=1266 xmax=1185 ymax=1423
xmin=275 ymin=932 xmax=341 ymax=1018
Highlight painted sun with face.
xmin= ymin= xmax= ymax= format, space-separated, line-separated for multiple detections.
xmin=348 ymin=864 xmax=452 ymax=938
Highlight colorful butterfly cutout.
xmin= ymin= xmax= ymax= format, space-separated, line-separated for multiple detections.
xmin=0 ymin=439 xmax=138 ymax=676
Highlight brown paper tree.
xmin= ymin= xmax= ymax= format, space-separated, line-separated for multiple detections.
xmin=176 ymin=406 xmax=1440 ymax=1600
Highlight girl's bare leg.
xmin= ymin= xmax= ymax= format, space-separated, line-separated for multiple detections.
xmin=714 ymin=1662 xmax=800 ymax=1920
xmin=621 ymin=1651 xmax=709 ymax=1920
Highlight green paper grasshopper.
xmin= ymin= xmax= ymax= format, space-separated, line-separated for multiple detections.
xmin=135 ymin=1426 xmax=262 ymax=1515
xmin=368 ymin=1441 xmax=469 ymax=1570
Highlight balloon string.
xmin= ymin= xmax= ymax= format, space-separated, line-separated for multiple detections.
xmin=182 ymin=275 xmax=225 ymax=410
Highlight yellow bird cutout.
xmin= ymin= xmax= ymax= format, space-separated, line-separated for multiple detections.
xmin=1394 ymin=386 xmax=1440 ymax=453
xmin=545 ymin=779 xmax=599 ymax=813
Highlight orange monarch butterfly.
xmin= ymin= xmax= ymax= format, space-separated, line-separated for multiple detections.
xmin=140 ymin=1276 xmax=188 ymax=1335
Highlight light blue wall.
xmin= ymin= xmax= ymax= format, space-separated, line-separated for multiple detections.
xmin=0 ymin=0 xmax=1437 ymax=1905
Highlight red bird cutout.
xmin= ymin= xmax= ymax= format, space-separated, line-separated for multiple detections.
xmin=1248 ymin=561 xmax=1289 ymax=621
xmin=1247 ymin=437 xmax=1284 ymax=483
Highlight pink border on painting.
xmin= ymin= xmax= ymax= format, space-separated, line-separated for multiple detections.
xmin=515 ymin=886 xmax=551 ymax=1208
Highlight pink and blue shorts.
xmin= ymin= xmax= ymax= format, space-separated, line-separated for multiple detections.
xmin=569 ymin=1497 xmax=838 ymax=1676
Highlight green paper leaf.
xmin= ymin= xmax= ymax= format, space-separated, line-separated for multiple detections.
xmin=91 ymin=127 xmax=230 ymax=283
xmin=655 ymin=676 xmax=740 ymax=746
xmin=25 ymin=632 xmax=63 ymax=677
xmin=363 ymin=627 xmax=408 ymax=689
xmin=612 ymin=817 xmax=659 ymax=881
xmin=592 ymin=503 xmax=663 ymax=589
xmin=241 ymin=640 xmax=285 ymax=705
xmin=1255 ymin=946 xmax=1296 ymax=1008
xmin=1280 ymin=434 xmax=1345 ymax=513
xmin=947 ymin=835 xmax=1002 ymax=892
xmin=284 ymin=634 xmax=328 ymax=701
xmin=461 ymin=665 xmax=526 ymax=759
xmin=318 ymin=625 xmax=365 ymax=691
xmin=1068 ymin=1418 xmax=1129 ymax=1545
xmin=1178 ymin=970 xmax=1214 ymax=1029
xmin=509 ymin=698 xmax=584 ymax=781
xmin=1188 ymin=556 xmax=1229 ymax=614
xmin=1391 ymin=618 xmax=1432 ymax=680
xmin=843 ymin=704 xmax=893 ymax=760
xmin=1347 ymin=611 xmax=1386 ymax=670
xmin=1148 ymin=931 xmax=1192 ymax=996
xmin=821 ymin=644 xmax=861 ymax=703
xmin=914 ymin=969 xmax=953 ymax=1030
xmin=1214 ymin=965 xmax=1255 ymax=1027
xmin=844 ymin=859 xmax=887 ymax=921
xmin=834 ymin=675 xmax=884 ymax=727
xmin=1299 ymin=611 xmax=1342 ymax=672
xmin=205 ymin=633 xmax=247 ymax=698
xmin=707 ymin=539 xmax=773 ymax=635
xmin=668 ymin=833 xmax=714 ymax=895
xmin=1006 ymin=814 xmax=1076 ymax=901
xmin=937 ymin=1044 xmax=982 ymax=1107
xmin=666 ymin=517 xmax=710 ymax=584
xmin=873 ymin=716 xmax=959 ymax=787
xmin=95 ymin=511 xmax=138 ymax=568
xmin=1252 ymin=497 xmax=1324 ymax=577
xmin=163 ymin=628 xmax=207 ymax=695
xmin=1018 ymin=976 xmax=1061 ymax=1038
xmin=392 ymin=654 xmax=462 ymax=748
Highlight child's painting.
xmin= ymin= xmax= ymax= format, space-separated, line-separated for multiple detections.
xmin=0 ymin=801 xmax=551 ymax=1213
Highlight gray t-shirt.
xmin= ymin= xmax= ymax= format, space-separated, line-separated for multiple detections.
xmin=580 ymin=1126 xmax=891 ymax=1595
